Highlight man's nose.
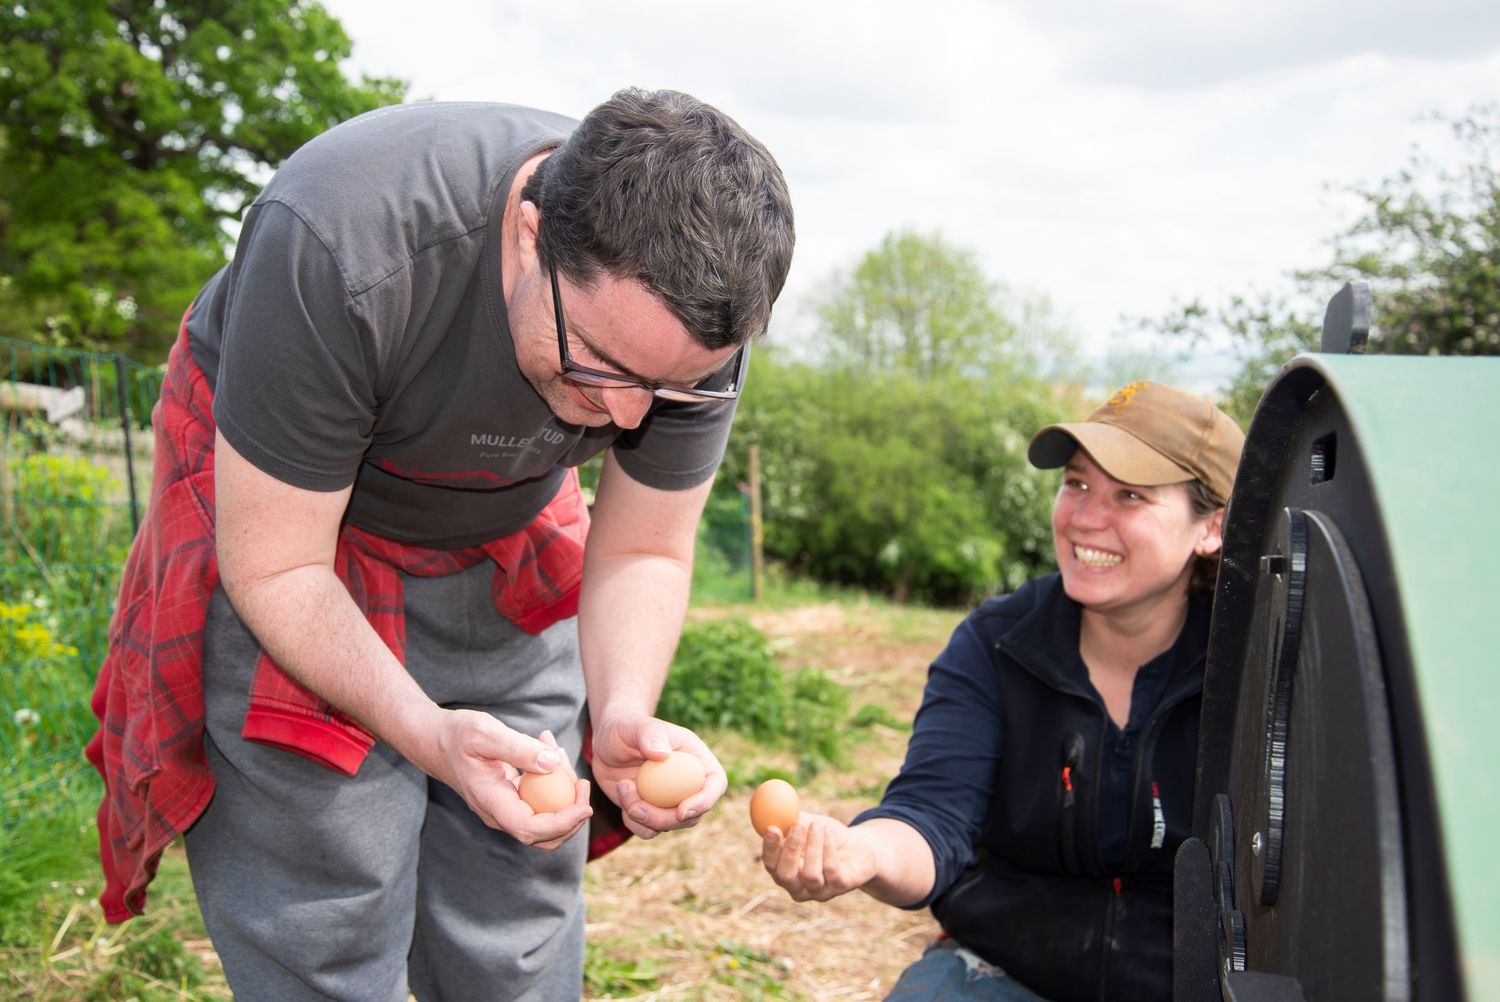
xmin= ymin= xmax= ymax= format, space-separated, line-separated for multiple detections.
xmin=603 ymin=386 xmax=654 ymax=429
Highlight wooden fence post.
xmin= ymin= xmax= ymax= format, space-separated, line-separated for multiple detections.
xmin=748 ymin=444 xmax=764 ymax=602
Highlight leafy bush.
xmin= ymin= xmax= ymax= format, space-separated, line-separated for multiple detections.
xmin=3 ymin=451 xmax=130 ymax=632
xmin=719 ymin=352 xmax=1066 ymax=606
xmin=657 ymin=619 xmax=786 ymax=741
xmin=4 ymin=452 xmax=122 ymax=562
xmin=0 ymin=597 xmax=80 ymax=664
xmin=785 ymin=668 xmax=849 ymax=774
xmin=657 ymin=618 xmax=851 ymax=777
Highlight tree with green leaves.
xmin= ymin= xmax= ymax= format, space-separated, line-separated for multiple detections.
xmin=1146 ymin=105 xmax=1499 ymax=423
xmin=0 ymin=0 xmax=406 ymax=360
xmin=1329 ymin=108 xmax=1499 ymax=356
xmin=719 ymin=349 xmax=1065 ymax=605
xmin=720 ymin=225 xmax=1095 ymax=603
xmin=813 ymin=228 xmax=1020 ymax=380
xmin=715 ymin=228 xmax=1096 ymax=602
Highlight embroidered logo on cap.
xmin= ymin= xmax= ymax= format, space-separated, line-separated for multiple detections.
xmin=1104 ymin=380 xmax=1147 ymax=412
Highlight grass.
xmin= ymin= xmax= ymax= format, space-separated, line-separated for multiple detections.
xmin=584 ymin=939 xmax=666 ymax=996
xmin=1 ymin=839 xmax=226 ymax=1001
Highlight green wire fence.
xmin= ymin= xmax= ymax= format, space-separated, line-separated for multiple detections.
xmin=1 ymin=336 xmax=161 ymax=830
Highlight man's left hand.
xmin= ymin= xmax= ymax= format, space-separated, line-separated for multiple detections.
xmin=590 ymin=713 xmax=726 ymax=839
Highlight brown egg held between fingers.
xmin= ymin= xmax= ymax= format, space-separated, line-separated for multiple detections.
xmin=750 ymin=778 xmax=800 ymax=836
xmin=518 ymin=763 xmax=576 ymax=814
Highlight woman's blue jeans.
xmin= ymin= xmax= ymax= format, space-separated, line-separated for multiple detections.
xmin=885 ymin=939 xmax=1052 ymax=1002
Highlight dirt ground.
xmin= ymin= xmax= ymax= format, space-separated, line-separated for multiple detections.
xmin=582 ymin=601 xmax=965 ymax=1000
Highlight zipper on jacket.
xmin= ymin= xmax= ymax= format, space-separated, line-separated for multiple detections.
xmin=1097 ymin=876 xmax=1124 ymax=1000
xmin=1088 ymin=714 xmax=1109 ymax=875
xmin=1057 ymin=732 xmax=1085 ymax=873
xmin=1121 ymin=677 xmax=1201 ymax=869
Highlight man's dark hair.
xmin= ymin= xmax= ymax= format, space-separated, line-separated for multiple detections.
xmin=522 ymin=88 xmax=795 ymax=350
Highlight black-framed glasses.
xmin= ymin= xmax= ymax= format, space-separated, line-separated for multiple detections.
xmin=549 ymin=258 xmax=746 ymax=403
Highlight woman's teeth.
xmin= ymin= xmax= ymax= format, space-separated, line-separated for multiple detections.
xmin=1074 ymin=545 xmax=1123 ymax=568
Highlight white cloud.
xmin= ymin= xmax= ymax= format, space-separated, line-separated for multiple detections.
xmin=1030 ymin=0 xmax=1500 ymax=88
xmin=320 ymin=0 xmax=1500 ymax=382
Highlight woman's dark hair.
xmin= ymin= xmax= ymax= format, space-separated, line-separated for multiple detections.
xmin=521 ymin=88 xmax=795 ymax=350
xmin=1185 ymin=479 xmax=1227 ymax=596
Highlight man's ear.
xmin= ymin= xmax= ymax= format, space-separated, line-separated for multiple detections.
xmin=517 ymin=200 xmax=541 ymax=263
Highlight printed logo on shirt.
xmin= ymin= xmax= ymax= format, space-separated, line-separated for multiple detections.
xmin=469 ymin=426 xmax=566 ymax=459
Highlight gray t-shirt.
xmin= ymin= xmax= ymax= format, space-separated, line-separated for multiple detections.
xmin=187 ymin=102 xmax=738 ymax=548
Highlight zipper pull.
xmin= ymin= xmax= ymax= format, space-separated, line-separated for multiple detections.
xmin=1059 ymin=732 xmax=1084 ymax=808
xmin=1057 ymin=733 xmax=1085 ymax=873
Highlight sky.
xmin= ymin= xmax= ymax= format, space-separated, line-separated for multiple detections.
xmin=318 ymin=0 xmax=1500 ymax=388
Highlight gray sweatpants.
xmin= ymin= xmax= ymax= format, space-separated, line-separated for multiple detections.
xmin=184 ymin=562 xmax=589 ymax=1002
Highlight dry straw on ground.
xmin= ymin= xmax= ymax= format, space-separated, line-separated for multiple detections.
xmin=582 ymin=601 xmax=961 ymax=1000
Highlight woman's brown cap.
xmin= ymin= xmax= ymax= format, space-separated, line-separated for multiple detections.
xmin=1027 ymin=380 xmax=1245 ymax=500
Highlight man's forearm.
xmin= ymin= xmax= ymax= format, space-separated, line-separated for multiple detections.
xmin=577 ymin=549 xmax=694 ymax=725
xmin=223 ymin=564 xmax=446 ymax=772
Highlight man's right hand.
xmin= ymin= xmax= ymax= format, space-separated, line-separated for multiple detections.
xmin=430 ymin=710 xmax=593 ymax=851
xmin=215 ymin=432 xmax=591 ymax=851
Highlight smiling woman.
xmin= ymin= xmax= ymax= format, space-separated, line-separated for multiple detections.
xmin=1030 ymin=380 xmax=1242 ymax=618
xmin=756 ymin=379 xmax=1245 ymax=1002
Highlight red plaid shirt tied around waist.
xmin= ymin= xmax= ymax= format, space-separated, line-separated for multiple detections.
xmin=86 ymin=320 xmax=597 ymax=922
